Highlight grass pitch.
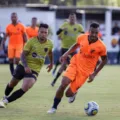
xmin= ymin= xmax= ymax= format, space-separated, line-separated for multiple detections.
xmin=0 ymin=65 xmax=120 ymax=120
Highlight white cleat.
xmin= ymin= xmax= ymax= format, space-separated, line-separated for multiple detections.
xmin=68 ymin=94 xmax=77 ymax=103
xmin=47 ymin=108 xmax=56 ymax=114
xmin=0 ymin=101 xmax=7 ymax=108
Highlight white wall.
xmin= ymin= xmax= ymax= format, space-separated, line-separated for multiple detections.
xmin=0 ymin=7 xmax=56 ymax=49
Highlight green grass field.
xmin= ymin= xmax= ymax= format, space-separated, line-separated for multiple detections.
xmin=0 ymin=65 xmax=120 ymax=120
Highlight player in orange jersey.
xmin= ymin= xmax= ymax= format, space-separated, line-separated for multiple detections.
xmin=0 ymin=12 xmax=27 ymax=75
xmin=47 ymin=22 xmax=107 ymax=113
xmin=26 ymin=17 xmax=39 ymax=39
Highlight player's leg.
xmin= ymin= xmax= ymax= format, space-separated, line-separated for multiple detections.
xmin=2 ymin=69 xmax=37 ymax=106
xmin=48 ymin=56 xmax=77 ymax=113
xmin=15 ymin=46 xmax=23 ymax=65
xmin=66 ymin=72 xmax=88 ymax=103
xmin=51 ymin=48 xmax=68 ymax=86
xmin=117 ymin=50 xmax=120 ymax=64
xmin=52 ymin=60 xmax=60 ymax=75
xmin=51 ymin=61 xmax=67 ymax=86
xmin=48 ymin=76 xmax=71 ymax=113
xmin=0 ymin=64 xmax=25 ymax=108
xmin=6 ymin=77 xmax=36 ymax=104
xmin=4 ymin=64 xmax=26 ymax=98
xmin=4 ymin=78 xmax=19 ymax=98
xmin=8 ymin=47 xmax=15 ymax=75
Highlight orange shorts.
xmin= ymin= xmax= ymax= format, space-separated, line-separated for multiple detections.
xmin=64 ymin=56 xmax=88 ymax=93
xmin=8 ymin=45 xmax=23 ymax=59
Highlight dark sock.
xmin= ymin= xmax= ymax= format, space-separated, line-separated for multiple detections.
xmin=53 ymin=72 xmax=61 ymax=83
xmin=9 ymin=63 xmax=14 ymax=75
xmin=7 ymin=89 xmax=25 ymax=103
xmin=53 ymin=61 xmax=60 ymax=74
xmin=52 ymin=97 xmax=61 ymax=109
xmin=5 ymin=84 xmax=14 ymax=96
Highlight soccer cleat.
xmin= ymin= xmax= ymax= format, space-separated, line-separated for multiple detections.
xmin=0 ymin=101 xmax=7 ymax=108
xmin=68 ymin=93 xmax=77 ymax=103
xmin=51 ymin=81 xmax=55 ymax=87
xmin=47 ymin=108 xmax=56 ymax=114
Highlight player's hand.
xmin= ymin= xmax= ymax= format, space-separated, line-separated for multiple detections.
xmin=24 ymin=67 xmax=32 ymax=73
xmin=46 ymin=63 xmax=53 ymax=72
xmin=88 ymin=72 xmax=96 ymax=83
xmin=59 ymin=54 xmax=68 ymax=63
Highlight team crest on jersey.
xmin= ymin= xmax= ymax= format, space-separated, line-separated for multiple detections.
xmin=44 ymin=48 xmax=48 ymax=52
xmin=74 ymin=28 xmax=77 ymax=31
xmin=90 ymin=49 xmax=95 ymax=53
xmin=64 ymin=31 xmax=68 ymax=35
xmin=32 ymin=52 xmax=37 ymax=57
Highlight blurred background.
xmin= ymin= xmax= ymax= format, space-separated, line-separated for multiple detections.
xmin=0 ymin=0 xmax=120 ymax=65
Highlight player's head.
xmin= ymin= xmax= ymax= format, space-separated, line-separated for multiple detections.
xmin=89 ymin=22 xmax=99 ymax=41
xmin=11 ymin=12 xmax=18 ymax=24
xmin=31 ymin=17 xmax=37 ymax=27
xmin=38 ymin=23 xmax=49 ymax=41
xmin=69 ymin=13 xmax=76 ymax=24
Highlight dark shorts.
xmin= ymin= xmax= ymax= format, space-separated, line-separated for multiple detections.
xmin=61 ymin=48 xmax=77 ymax=64
xmin=13 ymin=64 xmax=38 ymax=80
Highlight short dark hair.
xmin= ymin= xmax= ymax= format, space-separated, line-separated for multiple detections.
xmin=11 ymin=12 xmax=17 ymax=16
xmin=90 ymin=22 xmax=99 ymax=28
xmin=32 ymin=17 xmax=37 ymax=20
xmin=69 ymin=12 xmax=76 ymax=16
xmin=39 ymin=23 xmax=49 ymax=29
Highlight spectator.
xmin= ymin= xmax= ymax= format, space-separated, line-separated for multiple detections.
xmin=112 ymin=22 xmax=120 ymax=35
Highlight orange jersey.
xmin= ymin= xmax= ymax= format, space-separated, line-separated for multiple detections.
xmin=76 ymin=34 xmax=106 ymax=76
xmin=6 ymin=23 xmax=25 ymax=46
xmin=26 ymin=26 xmax=38 ymax=39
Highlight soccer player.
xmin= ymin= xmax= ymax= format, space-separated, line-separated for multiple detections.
xmin=26 ymin=17 xmax=39 ymax=39
xmin=51 ymin=13 xmax=84 ymax=86
xmin=0 ymin=23 xmax=53 ymax=108
xmin=0 ymin=12 xmax=27 ymax=75
xmin=47 ymin=22 xmax=107 ymax=113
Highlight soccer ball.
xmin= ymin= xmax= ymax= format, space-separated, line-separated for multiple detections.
xmin=84 ymin=101 xmax=99 ymax=116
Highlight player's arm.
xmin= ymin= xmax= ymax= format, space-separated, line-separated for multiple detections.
xmin=23 ymin=32 xmax=27 ymax=43
xmin=60 ymin=43 xmax=79 ymax=63
xmin=94 ymin=55 xmax=107 ymax=75
xmin=22 ymin=25 xmax=28 ymax=43
xmin=21 ymin=50 xmax=29 ymax=68
xmin=78 ymin=24 xmax=84 ymax=33
xmin=56 ymin=28 xmax=63 ymax=35
xmin=47 ymin=50 xmax=54 ymax=72
xmin=56 ymin=22 xmax=67 ymax=35
xmin=21 ymin=40 xmax=32 ymax=73
xmin=21 ymin=50 xmax=32 ymax=73
xmin=88 ymin=55 xmax=108 ymax=83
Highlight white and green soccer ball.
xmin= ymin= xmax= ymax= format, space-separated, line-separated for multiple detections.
xmin=84 ymin=101 xmax=99 ymax=116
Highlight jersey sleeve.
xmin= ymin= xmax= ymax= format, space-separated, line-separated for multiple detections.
xmin=99 ymin=45 xmax=107 ymax=56
xmin=78 ymin=24 xmax=84 ymax=33
xmin=76 ymin=35 xmax=83 ymax=45
xmin=6 ymin=26 xmax=9 ymax=35
xmin=60 ymin=22 xmax=67 ymax=29
xmin=24 ymin=40 xmax=32 ymax=51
